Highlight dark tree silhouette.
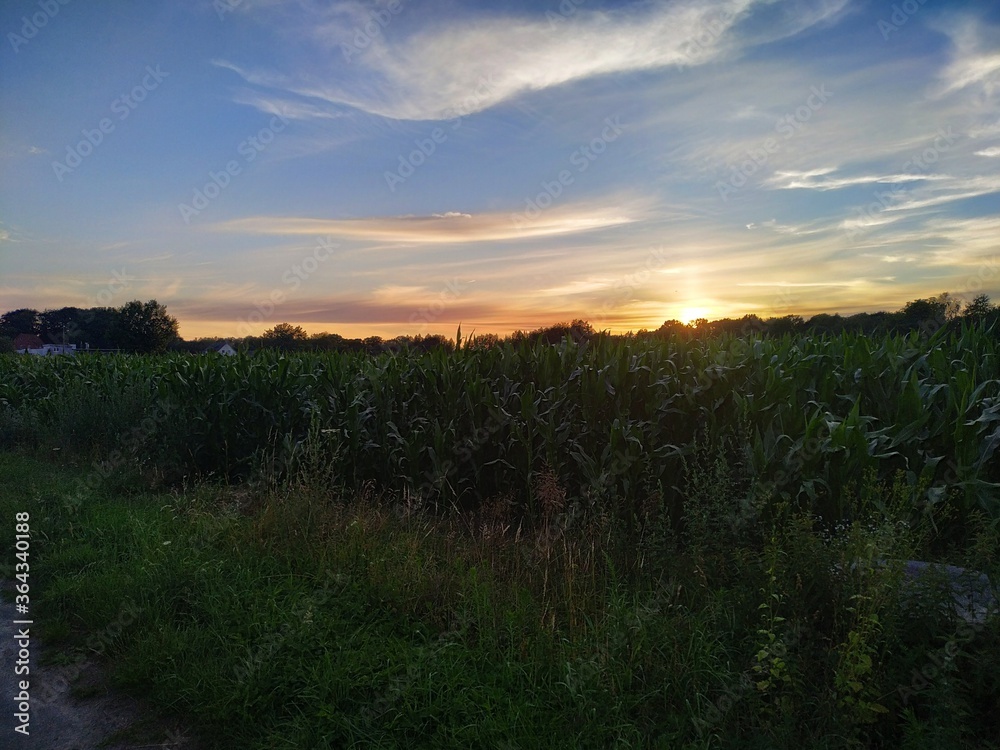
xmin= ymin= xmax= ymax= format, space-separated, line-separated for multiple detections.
xmin=963 ymin=294 xmax=995 ymax=320
xmin=0 ymin=308 xmax=41 ymax=338
xmin=40 ymin=307 xmax=84 ymax=344
xmin=116 ymin=300 xmax=179 ymax=353
xmin=260 ymin=323 xmax=309 ymax=351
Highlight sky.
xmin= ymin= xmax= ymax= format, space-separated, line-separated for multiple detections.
xmin=1 ymin=0 xmax=999 ymax=340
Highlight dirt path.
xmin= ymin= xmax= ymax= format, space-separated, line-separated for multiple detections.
xmin=1 ymin=586 xmax=196 ymax=750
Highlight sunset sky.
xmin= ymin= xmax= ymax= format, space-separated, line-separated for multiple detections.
xmin=2 ymin=0 xmax=999 ymax=340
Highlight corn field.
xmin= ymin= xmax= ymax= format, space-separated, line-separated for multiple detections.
xmin=2 ymin=326 xmax=999 ymax=528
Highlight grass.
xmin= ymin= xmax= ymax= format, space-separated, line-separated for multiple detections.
xmin=1 ymin=450 xmax=998 ymax=749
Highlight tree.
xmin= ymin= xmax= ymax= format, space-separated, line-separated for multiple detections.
xmin=362 ymin=335 xmax=385 ymax=355
xmin=524 ymin=319 xmax=595 ymax=345
xmin=931 ymin=292 xmax=962 ymax=321
xmin=696 ymin=316 xmax=753 ymax=336
xmin=807 ymin=313 xmax=843 ymax=333
xmin=261 ymin=323 xmax=309 ymax=351
xmin=310 ymin=332 xmax=346 ymax=351
xmin=466 ymin=333 xmax=500 ymax=350
xmin=115 ymin=300 xmax=179 ymax=353
xmin=655 ymin=319 xmax=690 ymax=339
xmin=0 ymin=308 xmax=40 ymax=338
xmin=738 ymin=314 xmax=767 ymax=336
xmin=895 ymin=297 xmax=947 ymax=333
xmin=764 ymin=315 xmax=804 ymax=336
xmin=843 ymin=311 xmax=890 ymax=335
xmin=414 ymin=334 xmax=454 ymax=353
xmin=963 ymin=294 xmax=994 ymax=320
xmin=83 ymin=307 xmax=121 ymax=349
xmin=40 ymin=307 xmax=84 ymax=344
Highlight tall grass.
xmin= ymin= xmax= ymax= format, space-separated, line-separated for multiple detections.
xmin=4 ymin=447 xmax=996 ymax=749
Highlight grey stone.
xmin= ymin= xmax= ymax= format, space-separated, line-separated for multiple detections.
xmin=900 ymin=561 xmax=998 ymax=625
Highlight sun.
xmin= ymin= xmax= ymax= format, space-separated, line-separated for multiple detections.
xmin=679 ymin=307 xmax=710 ymax=325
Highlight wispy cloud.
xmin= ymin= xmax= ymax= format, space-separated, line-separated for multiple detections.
xmin=212 ymin=201 xmax=641 ymax=243
xmin=230 ymin=88 xmax=346 ymax=122
xmin=764 ymin=168 xmax=949 ymax=191
xmin=865 ymin=254 xmax=917 ymax=264
xmin=881 ymin=175 xmax=1000 ymax=213
xmin=133 ymin=253 xmax=175 ymax=264
xmin=0 ymin=144 xmax=47 ymax=158
xmin=968 ymin=119 xmax=1000 ymax=138
xmin=746 ymin=219 xmax=827 ymax=236
xmin=839 ymin=213 xmax=905 ymax=234
xmin=771 ymin=164 xmax=1000 ymax=232
xmin=933 ymin=17 xmax=1000 ymax=98
xmin=172 ymin=292 xmax=593 ymax=332
xmin=218 ymin=0 xmax=850 ymax=121
xmin=919 ymin=215 xmax=1000 ymax=268
xmin=736 ymin=280 xmax=861 ymax=288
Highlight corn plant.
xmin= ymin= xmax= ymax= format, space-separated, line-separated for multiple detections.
xmin=2 ymin=324 xmax=998 ymax=534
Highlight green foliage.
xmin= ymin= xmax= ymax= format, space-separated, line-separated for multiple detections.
xmin=115 ymin=299 xmax=179 ymax=353
xmin=962 ymin=294 xmax=996 ymax=321
xmin=260 ymin=323 xmax=310 ymax=351
xmin=3 ymin=326 xmax=1000 ymax=537
xmin=0 ymin=307 xmax=41 ymax=337
xmin=0 ymin=302 xmax=180 ymax=351
xmin=3 ymin=313 xmax=998 ymax=750
xmin=2 ymin=442 xmax=998 ymax=749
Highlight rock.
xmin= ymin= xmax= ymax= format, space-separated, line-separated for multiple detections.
xmin=900 ymin=561 xmax=998 ymax=625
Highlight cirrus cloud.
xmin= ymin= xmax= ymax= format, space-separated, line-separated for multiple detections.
xmin=212 ymin=200 xmax=642 ymax=244
xmin=217 ymin=0 xmax=851 ymax=121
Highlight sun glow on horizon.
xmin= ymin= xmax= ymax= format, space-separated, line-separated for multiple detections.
xmin=679 ymin=307 xmax=711 ymax=325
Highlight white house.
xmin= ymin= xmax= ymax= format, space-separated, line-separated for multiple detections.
xmin=13 ymin=334 xmax=78 ymax=355
xmin=31 ymin=343 xmax=77 ymax=356
xmin=206 ymin=341 xmax=237 ymax=356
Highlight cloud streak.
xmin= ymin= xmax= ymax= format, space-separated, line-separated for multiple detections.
xmin=764 ymin=169 xmax=950 ymax=191
xmin=212 ymin=202 xmax=641 ymax=243
xmin=934 ymin=17 xmax=1000 ymax=98
xmin=219 ymin=0 xmax=850 ymax=121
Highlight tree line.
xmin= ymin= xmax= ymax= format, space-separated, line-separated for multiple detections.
xmin=651 ymin=292 xmax=998 ymax=340
xmin=0 ymin=300 xmax=179 ymax=353
xmin=174 ymin=323 xmax=456 ymax=355
xmin=2 ymin=292 xmax=997 ymax=355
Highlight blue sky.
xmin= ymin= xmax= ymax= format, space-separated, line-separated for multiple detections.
xmin=1 ymin=0 xmax=999 ymax=339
